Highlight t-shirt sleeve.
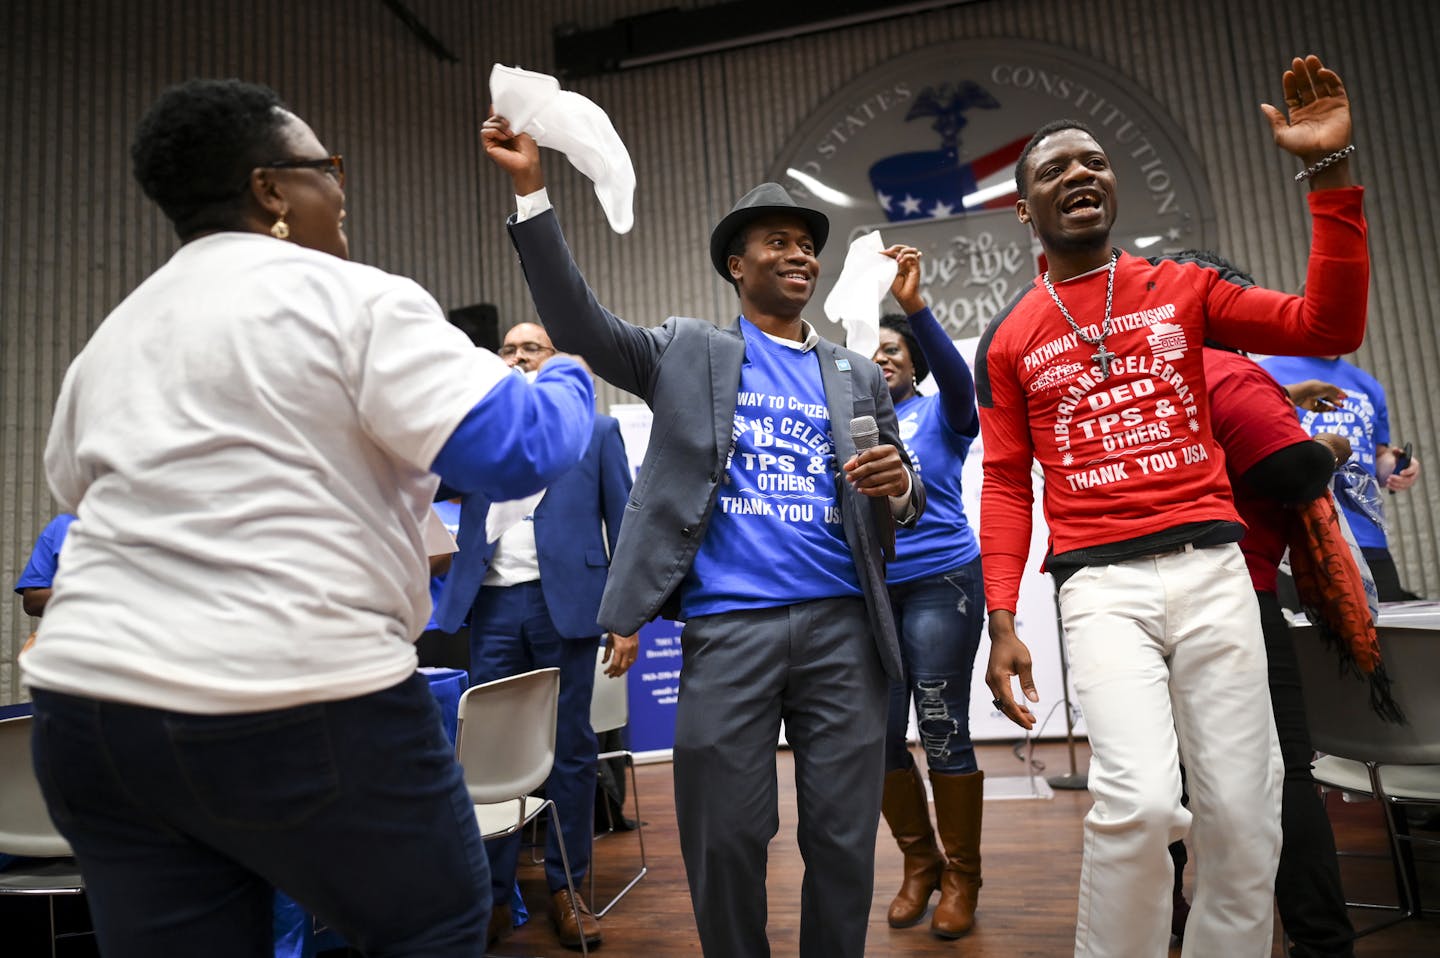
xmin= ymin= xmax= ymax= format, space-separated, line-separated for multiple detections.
xmin=348 ymin=279 xmax=513 ymax=472
xmin=1204 ymin=188 xmax=1368 ymax=357
xmin=15 ymin=515 xmax=75 ymax=592
xmin=976 ymin=327 xmax=1035 ymax=614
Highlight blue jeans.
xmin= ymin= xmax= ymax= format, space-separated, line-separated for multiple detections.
xmin=29 ymin=674 xmax=489 ymax=958
xmin=469 ymin=581 xmax=599 ymax=900
xmin=884 ymin=559 xmax=985 ymax=774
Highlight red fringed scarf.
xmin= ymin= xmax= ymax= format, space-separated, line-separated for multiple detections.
xmin=1287 ymin=493 xmax=1404 ymax=723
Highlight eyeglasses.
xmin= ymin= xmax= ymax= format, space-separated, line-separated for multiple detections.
xmin=498 ymin=341 xmax=556 ymax=359
xmin=262 ymin=154 xmax=345 ymax=188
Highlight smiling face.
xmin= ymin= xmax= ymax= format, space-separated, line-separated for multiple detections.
xmin=727 ymin=214 xmax=819 ymax=320
xmin=1015 ymin=128 xmax=1117 ymax=268
xmin=873 ymin=328 xmax=916 ymax=403
xmin=263 ymin=111 xmax=349 ymax=259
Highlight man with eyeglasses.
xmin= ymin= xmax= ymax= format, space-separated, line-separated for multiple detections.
xmin=433 ymin=321 xmax=638 ymax=950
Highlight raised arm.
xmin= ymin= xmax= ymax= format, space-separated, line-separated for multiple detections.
xmin=884 ymin=245 xmax=978 ymax=436
xmin=483 ymin=113 xmax=665 ymax=400
xmin=1207 ymin=55 xmax=1367 ymax=356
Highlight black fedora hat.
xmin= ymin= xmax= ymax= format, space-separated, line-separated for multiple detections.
xmin=709 ymin=183 xmax=830 ymax=281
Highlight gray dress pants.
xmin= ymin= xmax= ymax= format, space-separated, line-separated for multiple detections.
xmin=673 ymin=596 xmax=888 ymax=958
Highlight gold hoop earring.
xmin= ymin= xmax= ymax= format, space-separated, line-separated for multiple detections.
xmin=271 ymin=214 xmax=290 ymax=240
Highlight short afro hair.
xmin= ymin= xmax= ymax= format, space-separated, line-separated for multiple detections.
xmin=879 ymin=312 xmax=929 ymax=385
xmin=1013 ymin=118 xmax=1100 ymax=199
xmin=131 ymin=78 xmax=293 ymax=239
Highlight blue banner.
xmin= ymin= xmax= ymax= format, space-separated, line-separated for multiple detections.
xmin=627 ymin=618 xmax=682 ymax=753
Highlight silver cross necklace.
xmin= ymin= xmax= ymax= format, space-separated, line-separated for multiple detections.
xmin=1041 ymin=249 xmax=1119 ymax=380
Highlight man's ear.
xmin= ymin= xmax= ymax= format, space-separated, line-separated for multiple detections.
xmin=727 ymin=254 xmax=744 ymax=287
xmin=1015 ymin=197 xmax=1029 ymax=225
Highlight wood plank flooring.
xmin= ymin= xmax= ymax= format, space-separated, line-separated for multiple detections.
xmin=493 ymin=742 xmax=1439 ymax=957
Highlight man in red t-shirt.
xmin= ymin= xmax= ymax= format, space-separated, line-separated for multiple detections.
xmin=977 ymin=55 xmax=1368 ymax=957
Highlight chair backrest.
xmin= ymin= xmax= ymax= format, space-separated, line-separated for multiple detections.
xmin=0 ymin=716 xmax=74 ymax=857
xmin=590 ymin=648 xmax=629 ymax=735
xmin=1292 ymin=623 xmax=1440 ymax=766
xmin=455 ymin=668 xmax=559 ymax=806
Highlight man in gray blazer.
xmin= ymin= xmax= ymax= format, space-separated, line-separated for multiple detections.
xmin=484 ymin=114 xmax=924 ymax=958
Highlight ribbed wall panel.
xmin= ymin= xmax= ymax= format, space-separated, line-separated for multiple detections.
xmin=2 ymin=0 xmax=1435 ymax=702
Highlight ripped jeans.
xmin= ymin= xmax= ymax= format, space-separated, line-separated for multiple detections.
xmin=884 ymin=558 xmax=985 ymax=774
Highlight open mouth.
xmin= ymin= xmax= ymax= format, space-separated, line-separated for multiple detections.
xmin=780 ymin=269 xmax=811 ymax=286
xmin=1061 ymin=190 xmax=1103 ymax=215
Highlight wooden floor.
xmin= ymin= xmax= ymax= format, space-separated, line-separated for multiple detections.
xmin=494 ymin=742 xmax=1439 ymax=957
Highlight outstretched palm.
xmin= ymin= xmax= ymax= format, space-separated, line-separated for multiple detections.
xmin=1260 ymin=55 xmax=1352 ymax=159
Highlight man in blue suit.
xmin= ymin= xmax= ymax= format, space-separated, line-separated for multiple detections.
xmin=434 ymin=322 xmax=636 ymax=951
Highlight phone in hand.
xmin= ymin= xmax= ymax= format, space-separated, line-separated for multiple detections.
xmin=1389 ymin=441 xmax=1414 ymax=494
xmin=1394 ymin=442 xmax=1414 ymax=473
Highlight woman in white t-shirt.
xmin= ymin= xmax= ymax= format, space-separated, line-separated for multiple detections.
xmin=22 ymin=78 xmax=596 ymax=957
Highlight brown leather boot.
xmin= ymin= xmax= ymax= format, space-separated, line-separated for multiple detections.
xmin=550 ymin=888 xmax=602 ymax=949
xmin=881 ymin=764 xmax=944 ymax=927
xmin=929 ymin=769 xmax=983 ymax=939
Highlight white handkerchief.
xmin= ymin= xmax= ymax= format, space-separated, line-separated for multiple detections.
xmin=823 ymin=230 xmax=897 ymax=360
xmin=486 ymin=491 xmax=545 ymax=544
xmin=490 ymin=64 xmax=637 ymax=234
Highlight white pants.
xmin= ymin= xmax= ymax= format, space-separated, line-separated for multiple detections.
xmin=1059 ymin=543 xmax=1282 ymax=958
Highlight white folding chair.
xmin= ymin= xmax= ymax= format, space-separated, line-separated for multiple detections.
xmin=0 ymin=715 xmax=89 ymax=958
xmin=455 ymin=667 xmax=587 ymax=956
xmin=1291 ymin=618 xmax=1440 ymax=935
xmin=587 ymin=649 xmax=647 ymax=916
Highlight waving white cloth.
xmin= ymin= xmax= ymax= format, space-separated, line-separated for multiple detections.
xmin=823 ymin=230 xmax=898 ymax=360
xmin=490 ymin=64 xmax=636 ymax=234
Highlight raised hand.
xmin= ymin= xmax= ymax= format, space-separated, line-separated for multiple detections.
xmin=481 ymin=111 xmax=545 ymax=195
xmin=1259 ymin=55 xmax=1353 ymax=171
xmin=882 ymin=244 xmax=926 ymax=315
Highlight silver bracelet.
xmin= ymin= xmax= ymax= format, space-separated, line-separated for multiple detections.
xmin=1295 ymin=144 xmax=1356 ymax=182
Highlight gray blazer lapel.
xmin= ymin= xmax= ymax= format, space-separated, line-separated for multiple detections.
xmin=711 ymin=321 xmax=746 ymax=466
xmin=817 ymin=340 xmax=857 ymax=462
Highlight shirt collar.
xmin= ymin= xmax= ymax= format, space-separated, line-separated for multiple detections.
xmin=745 ymin=316 xmax=820 ymax=352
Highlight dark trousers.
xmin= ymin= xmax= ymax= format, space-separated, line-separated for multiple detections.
xmin=673 ymin=597 xmax=888 ymax=958
xmin=469 ymin=581 xmax=600 ymax=899
xmin=884 ymin=559 xmax=985 ymax=774
xmin=1258 ymin=590 xmax=1356 ymax=956
xmin=29 ymin=674 xmax=489 ymax=958
xmin=1360 ymin=547 xmax=1422 ymax=602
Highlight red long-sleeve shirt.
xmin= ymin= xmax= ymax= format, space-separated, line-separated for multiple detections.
xmin=974 ymin=187 xmax=1368 ymax=613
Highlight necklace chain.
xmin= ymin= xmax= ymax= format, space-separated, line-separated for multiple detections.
xmin=1042 ymin=250 xmax=1119 ymax=379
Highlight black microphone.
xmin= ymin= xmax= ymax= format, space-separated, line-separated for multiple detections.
xmin=849 ymin=414 xmax=895 ymax=560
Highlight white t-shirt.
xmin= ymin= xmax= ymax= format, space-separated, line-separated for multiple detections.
xmin=23 ymin=232 xmax=509 ymax=713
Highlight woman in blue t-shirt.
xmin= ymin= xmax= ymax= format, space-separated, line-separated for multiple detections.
xmin=870 ymin=247 xmax=985 ymax=940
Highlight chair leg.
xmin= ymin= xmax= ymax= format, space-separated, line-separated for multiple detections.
xmin=49 ymin=896 xmax=58 ymax=958
xmin=591 ymin=754 xmax=648 ymax=918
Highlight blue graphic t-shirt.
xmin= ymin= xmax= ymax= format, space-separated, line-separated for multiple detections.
xmin=889 ymin=393 xmax=980 ymax=583
xmin=1259 ymin=355 xmax=1390 ymax=548
xmin=681 ymin=319 xmax=860 ymax=618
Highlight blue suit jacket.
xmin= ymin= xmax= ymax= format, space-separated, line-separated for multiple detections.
xmin=434 ymin=414 xmax=633 ymax=638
